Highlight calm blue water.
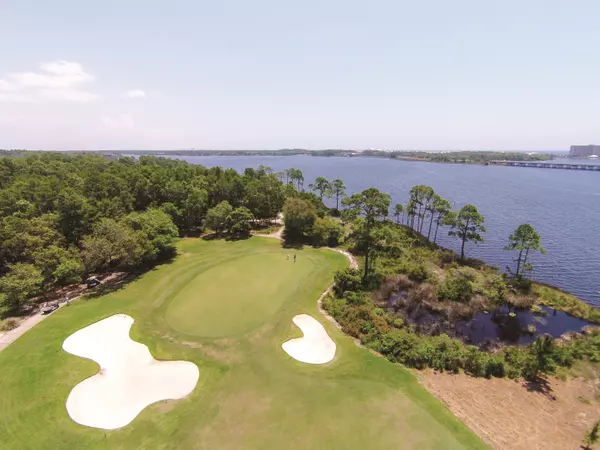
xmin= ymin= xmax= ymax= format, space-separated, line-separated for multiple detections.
xmin=129 ymin=154 xmax=600 ymax=306
xmin=455 ymin=306 xmax=593 ymax=346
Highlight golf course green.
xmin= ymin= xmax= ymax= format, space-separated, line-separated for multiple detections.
xmin=0 ymin=237 xmax=487 ymax=449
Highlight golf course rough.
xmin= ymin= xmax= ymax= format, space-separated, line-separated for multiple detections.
xmin=0 ymin=237 xmax=488 ymax=449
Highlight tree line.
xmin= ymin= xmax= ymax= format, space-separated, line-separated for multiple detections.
xmin=281 ymin=173 xmax=545 ymax=284
xmin=0 ymin=152 xmax=545 ymax=315
xmin=0 ymin=154 xmax=291 ymax=313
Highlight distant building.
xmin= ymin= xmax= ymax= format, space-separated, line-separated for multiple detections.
xmin=570 ymin=145 xmax=600 ymax=157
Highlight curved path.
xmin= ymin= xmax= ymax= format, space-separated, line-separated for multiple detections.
xmin=251 ymin=224 xmax=360 ymax=334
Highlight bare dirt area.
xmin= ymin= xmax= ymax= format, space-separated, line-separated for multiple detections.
xmin=418 ymin=369 xmax=600 ymax=449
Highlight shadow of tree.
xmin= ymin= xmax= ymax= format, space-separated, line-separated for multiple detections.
xmin=83 ymin=274 xmax=139 ymax=300
xmin=282 ymin=240 xmax=304 ymax=249
xmin=523 ymin=377 xmax=556 ymax=400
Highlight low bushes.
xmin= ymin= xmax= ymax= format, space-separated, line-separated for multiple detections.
xmin=0 ymin=318 xmax=19 ymax=332
xmin=326 ymin=268 xmax=600 ymax=381
xmin=333 ymin=268 xmax=363 ymax=297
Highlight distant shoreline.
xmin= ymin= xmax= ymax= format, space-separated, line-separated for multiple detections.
xmin=1 ymin=148 xmax=571 ymax=166
xmin=111 ymin=149 xmax=559 ymax=166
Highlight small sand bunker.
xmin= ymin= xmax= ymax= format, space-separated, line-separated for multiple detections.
xmin=282 ymin=314 xmax=336 ymax=364
xmin=62 ymin=314 xmax=199 ymax=430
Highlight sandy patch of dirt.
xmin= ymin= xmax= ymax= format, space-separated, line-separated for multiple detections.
xmin=418 ymin=370 xmax=600 ymax=449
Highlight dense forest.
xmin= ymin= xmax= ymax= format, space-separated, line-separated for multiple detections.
xmin=0 ymin=153 xmax=297 ymax=314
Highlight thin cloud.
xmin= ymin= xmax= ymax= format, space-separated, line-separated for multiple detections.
xmin=123 ymin=89 xmax=146 ymax=99
xmin=0 ymin=114 xmax=24 ymax=124
xmin=101 ymin=114 xmax=135 ymax=130
xmin=0 ymin=61 xmax=99 ymax=103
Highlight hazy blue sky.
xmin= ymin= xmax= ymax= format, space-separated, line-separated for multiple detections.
xmin=1 ymin=0 xmax=599 ymax=150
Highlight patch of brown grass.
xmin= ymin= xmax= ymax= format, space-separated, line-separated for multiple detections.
xmin=372 ymin=276 xmax=413 ymax=305
xmin=419 ymin=369 xmax=600 ymax=449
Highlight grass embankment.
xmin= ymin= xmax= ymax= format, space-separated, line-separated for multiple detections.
xmin=534 ymin=284 xmax=600 ymax=324
xmin=0 ymin=237 xmax=486 ymax=449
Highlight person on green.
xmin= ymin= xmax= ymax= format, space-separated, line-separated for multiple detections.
xmin=293 ymin=253 xmax=296 ymax=263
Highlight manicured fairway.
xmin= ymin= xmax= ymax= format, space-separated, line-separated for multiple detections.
xmin=0 ymin=237 xmax=487 ymax=449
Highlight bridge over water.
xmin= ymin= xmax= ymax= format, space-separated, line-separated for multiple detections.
xmin=490 ymin=160 xmax=600 ymax=171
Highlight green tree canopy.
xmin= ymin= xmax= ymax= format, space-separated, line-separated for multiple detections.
xmin=205 ymin=201 xmax=234 ymax=235
xmin=311 ymin=217 xmax=343 ymax=247
xmin=447 ymin=204 xmax=486 ymax=259
xmin=393 ymin=204 xmax=404 ymax=224
xmin=504 ymin=223 xmax=546 ymax=279
xmin=226 ymin=206 xmax=255 ymax=236
xmin=122 ymin=208 xmax=179 ymax=260
xmin=431 ymin=195 xmax=452 ymax=244
xmin=82 ymin=218 xmax=148 ymax=271
xmin=331 ymin=179 xmax=346 ymax=211
xmin=342 ymin=188 xmax=390 ymax=277
xmin=309 ymin=176 xmax=332 ymax=200
xmin=408 ymin=185 xmax=434 ymax=233
xmin=283 ymin=197 xmax=317 ymax=243
xmin=0 ymin=263 xmax=44 ymax=312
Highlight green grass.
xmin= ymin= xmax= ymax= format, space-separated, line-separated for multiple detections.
xmin=534 ymin=284 xmax=600 ymax=324
xmin=0 ymin=237 xmax=487 ymax=449
xmin=166 ymin=251 xmax=318 ymax=337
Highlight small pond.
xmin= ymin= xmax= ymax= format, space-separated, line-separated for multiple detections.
xmin=392 ymin=293 xmax=597 ymax=346
xmin=455 ymin=306 xmax=595 ymax=346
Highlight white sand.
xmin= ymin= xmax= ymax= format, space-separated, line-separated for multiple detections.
xmin=282 ymin=314 xmax=336 ymax=364
xmin=62 ymin=314 xmax=199 ymax=430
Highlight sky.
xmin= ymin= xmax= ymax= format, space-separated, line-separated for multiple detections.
xmin=1 ymin=0 xmax=599 ymax=151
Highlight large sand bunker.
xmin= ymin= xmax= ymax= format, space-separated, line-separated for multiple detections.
xmin=282 ymin=314 xmax=336 ymax=364
xmin=62 ymin=314 xmax=199 ymax=430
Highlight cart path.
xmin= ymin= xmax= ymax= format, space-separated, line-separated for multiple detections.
xmin=0 ymin=312 xmax=50 ymax=351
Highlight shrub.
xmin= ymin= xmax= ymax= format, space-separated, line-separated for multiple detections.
xmin=1 ymin=318 xmax=19 ymax=331
xmin=516 ymin=278 xmax=533 ymax=294
xmin=438 ymin=267 xmax=477 ymax=302
xmin=321 ymin=293 xmax=345 ymax=320
xmin=464 ymin=346 xmax=487 ymax=377
xmin=407 ymin=263 xmax=429 ymax=282
xmin=485 ymin=355 xmax=506 ymax=378
xmin=362 ymin=268 xmax=384 ymax=291
xmin=333 ymin=268 xmax=363 ymax=297
xmin=484 ymin=273 xmax=507 ymax=302
xmin=439 ymin=250 xmax=457 ymax=267
xmin=343 ymin=291 xmax=370 ymax=306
